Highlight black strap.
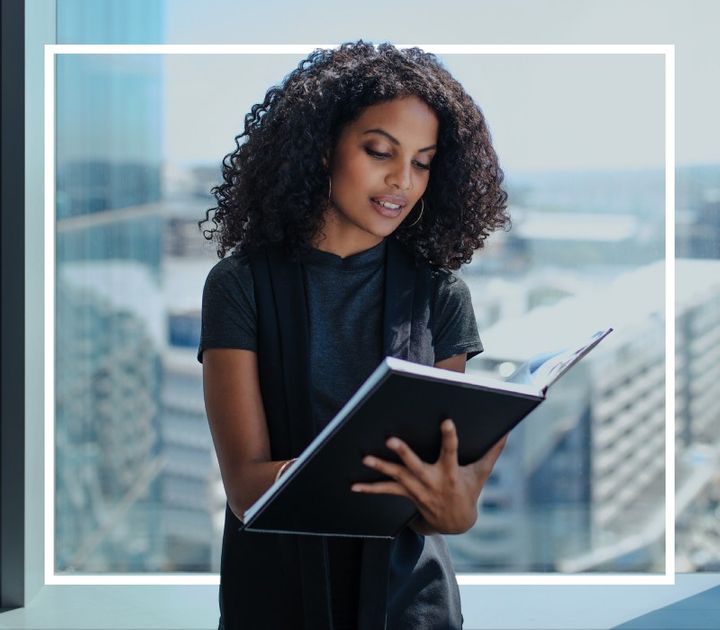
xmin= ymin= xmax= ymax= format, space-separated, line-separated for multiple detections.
xmin=260 ymin=244 xmax=333 ymax=628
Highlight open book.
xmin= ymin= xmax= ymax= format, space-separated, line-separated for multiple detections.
xmin=241 ymin=327 xmax=613 ymax=538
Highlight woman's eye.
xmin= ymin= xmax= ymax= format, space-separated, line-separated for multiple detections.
xmin=365 ymin=148 xmax=431 ymax=171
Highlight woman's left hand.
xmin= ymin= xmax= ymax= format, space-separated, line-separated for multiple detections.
xmin=351 ymin=418 xmax=508 ymax=535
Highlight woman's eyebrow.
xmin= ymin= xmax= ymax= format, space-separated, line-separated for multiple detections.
xmin=362 ymin=128 xmax=437 ymax=152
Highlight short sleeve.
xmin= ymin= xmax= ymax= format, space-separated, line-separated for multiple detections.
xmin=431 ymin=272 xmax=483 ymax=363
xmin=197 ymin=253 xmax=257 ymax=364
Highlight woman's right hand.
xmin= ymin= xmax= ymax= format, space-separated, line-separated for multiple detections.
xmin=352 ymin=419 xmax=508 ymax=535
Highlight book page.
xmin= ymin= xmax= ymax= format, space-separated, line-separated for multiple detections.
xmin=506 ymin=328 xmax=613 ymax=393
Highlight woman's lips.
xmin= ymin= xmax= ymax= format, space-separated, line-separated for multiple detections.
xmin=370 ymin=198 xmax=403 ymax=218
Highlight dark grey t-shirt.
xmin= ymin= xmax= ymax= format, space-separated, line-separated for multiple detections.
xmin=197 ymin=237 xmax=482 ymax=628
xmin=197 ymin=238 xmax=482 ymax=374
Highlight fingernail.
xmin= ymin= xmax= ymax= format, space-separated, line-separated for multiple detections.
xmin=363 ymin=456 xmax=375 ymax=466
xmin=351 ymin=484 xmax=361 ymax=492
xmin=387 ymin=437 xmax=400 ymax=448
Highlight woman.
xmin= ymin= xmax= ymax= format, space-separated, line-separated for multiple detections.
xmin=197 ymin=41 xmax=510 ymax=630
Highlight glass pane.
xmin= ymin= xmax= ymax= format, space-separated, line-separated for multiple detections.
xmin=54 ymin=54 xmax=171 ymax=573
xmin=53 ymin=48 xmax=675 ymax=574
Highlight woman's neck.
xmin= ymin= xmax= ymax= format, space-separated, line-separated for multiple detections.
xmin=311 ymin=210 xmax=386 ymax=259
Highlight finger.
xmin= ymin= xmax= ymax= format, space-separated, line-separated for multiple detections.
xmin=438 ymin=418 xmax=459 ymax=469
xmin=362 ymin=455 xmax=427 ymax=499
xmin=484 ymin=434 xmax=508 ymax=464
xmin=496 ymin=433 xmax=509 ymax=449
xmin=385 ymin=437 xmax=429 ymax=481
xmin=471 ymin=434 xmax=508 ymax=477
xmin=351 ymin=480 xmax=412 ymax=498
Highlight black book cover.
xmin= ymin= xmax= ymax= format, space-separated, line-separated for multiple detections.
xmin=241 ymin=328 xmax=612 ymax=538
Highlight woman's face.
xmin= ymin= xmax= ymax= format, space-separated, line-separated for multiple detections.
xmin=324 ymin=95 xmax=439 ymax=245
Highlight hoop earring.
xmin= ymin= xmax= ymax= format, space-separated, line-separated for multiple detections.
xmin=327 ymin=178 xmax=332 ymax=205
xmin=406 ymin=198 xmax=424 ymax=227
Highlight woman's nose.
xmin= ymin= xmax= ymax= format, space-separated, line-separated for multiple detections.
xmin=386 ymin=162 xmax=412 ymax=191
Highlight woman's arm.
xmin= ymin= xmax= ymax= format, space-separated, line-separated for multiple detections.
xmin=202 ymin=348 xmax=291 ymax=521
xmin=434 ymin=353 xmax=467 ymax=374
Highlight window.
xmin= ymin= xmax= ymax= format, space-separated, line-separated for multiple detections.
xmin=6 ymin=1 xmax=719 ymax=627
xmin=49 ymin=40 xmax=673 ymax=582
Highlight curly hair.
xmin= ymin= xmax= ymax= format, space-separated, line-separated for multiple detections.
xmin=198 ymin=40 xmax=510 ymax=273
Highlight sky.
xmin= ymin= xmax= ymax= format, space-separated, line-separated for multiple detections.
xmin=160 ymin=0 xmax=718 ymax=171
xmin=163 ymin=52 xmax=665 ymax=173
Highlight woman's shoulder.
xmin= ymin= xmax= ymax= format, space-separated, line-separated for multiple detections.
xmin=395 ymin=239 xmax=466 ymax=292
xmin=203 ymin=250 xmax=255 ymax=297
xmin=199 ymin=251 xmax=257 ymax=364
xmin=208 ymin=249 xmax=252 ymax=274
xmin=430 ymin=266 xmax=471 ymax=302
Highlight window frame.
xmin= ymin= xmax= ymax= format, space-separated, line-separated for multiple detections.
xmin=0 ymin=0 xmax=25 ymax=611
xmin=43 ymin=41 xmax=676 ymax=587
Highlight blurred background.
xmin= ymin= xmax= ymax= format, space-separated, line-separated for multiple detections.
xmin=51 ymin=0 xmax=719 ymax=575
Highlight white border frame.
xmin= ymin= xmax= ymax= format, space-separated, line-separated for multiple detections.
xmin=44 ymin=43 xmax=675 ymax=587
